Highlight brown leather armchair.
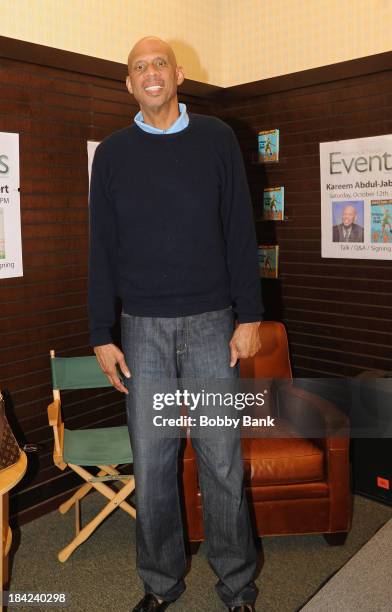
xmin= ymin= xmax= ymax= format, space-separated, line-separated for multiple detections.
xmin=181 ymin=322 xmax=352 ymax=545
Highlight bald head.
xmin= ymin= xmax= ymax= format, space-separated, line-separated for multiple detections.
xmin=125 ymin=35 xmax=184 ymax=124
xmin=342 ymin=205 xmax=357 ymax=227
xmin=128 ymin=36 xmax=178 ymax=73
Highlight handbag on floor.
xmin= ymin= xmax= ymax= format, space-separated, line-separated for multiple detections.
xmin=0 ymin=391 xmax=21 ymax=471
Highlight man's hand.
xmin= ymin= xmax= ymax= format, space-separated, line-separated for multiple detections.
xmin=229 ymin=322 xmax=262 ymax=367
xmin=94 ymin=343 xmax=131 ymax=394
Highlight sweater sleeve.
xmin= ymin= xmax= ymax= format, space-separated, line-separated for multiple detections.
xmin=220 ymin=127 xmax=264 ymax=323
xmin=88 ymin=145 xmax=118 ymax=346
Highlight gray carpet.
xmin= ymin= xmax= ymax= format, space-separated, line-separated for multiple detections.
xmin=7 ymin=494 xmax=392 ymax=612
xmin=300 ymin=516 xmax=392 ymax=612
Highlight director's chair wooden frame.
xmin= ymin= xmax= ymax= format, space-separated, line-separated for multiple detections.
xmin=48 ymin=350 xmax=136 ymax=562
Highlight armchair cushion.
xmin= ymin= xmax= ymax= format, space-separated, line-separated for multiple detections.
xmin=242 ymin=419 xmax=324 ymax=486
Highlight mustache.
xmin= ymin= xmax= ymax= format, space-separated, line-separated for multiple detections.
xmin=143 ymin=80 xmax=164 ymax=87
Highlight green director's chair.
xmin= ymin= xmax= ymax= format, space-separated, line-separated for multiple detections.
xmin=48 ymin=350 xmax=135 ymax=562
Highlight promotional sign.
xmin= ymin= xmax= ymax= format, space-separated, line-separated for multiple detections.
xmin=87 ymin=140 xmax=100 ymax=189
xmin=0 ymin=132 xmax=23 ymax=278
xmin=320 ymin=134 xmax=392 ymax=259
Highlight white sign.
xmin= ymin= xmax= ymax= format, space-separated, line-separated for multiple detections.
xmin=87 ymin=140 xmax=100 ymax=188
xmin=0 ymin=132 xmax=23 ymax=278
xmin=320 ymin=134 xmax=392 ymax=260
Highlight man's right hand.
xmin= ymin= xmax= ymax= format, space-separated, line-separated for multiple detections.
xmin=94 ymin=343 xmax=131 ymax=394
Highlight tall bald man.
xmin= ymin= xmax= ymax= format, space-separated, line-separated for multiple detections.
xmin=89 ymin=37 xmax=263 ymax=612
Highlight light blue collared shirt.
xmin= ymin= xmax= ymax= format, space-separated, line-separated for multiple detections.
xmin=134 ymin=102 xmax=189 ymax=134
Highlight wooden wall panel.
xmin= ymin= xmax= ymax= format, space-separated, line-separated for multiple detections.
xmin=221 ymin=64 xmax=392 ymax=379
xmin=0 ymin=38 xmax=218 ymax=524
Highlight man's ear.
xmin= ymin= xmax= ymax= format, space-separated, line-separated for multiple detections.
xmin=125 ymin=75 xmax=133 ymax=95
xmin=176 ymin=66 xmax=185 ymax=87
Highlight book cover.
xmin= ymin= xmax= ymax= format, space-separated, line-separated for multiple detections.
xmin=258 ymin=129 xmax=279 ymax=162
xmin=371 ymin=199 xmax=392 ymax=243
xmin=258 ymin=245 xmax=279 ymax=278
xmin=263 ymin=187 xmax=284 ymax=220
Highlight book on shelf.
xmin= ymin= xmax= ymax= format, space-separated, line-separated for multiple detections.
xmin=258 ymin=245 xmax=279 ymax=278
xmin=370 ymin=199 xmax=392 ymax=244
xmin=257 ymin=129 xmax=279 ymax=162
xmin=263 ymin=186 xmax=284 ymax=220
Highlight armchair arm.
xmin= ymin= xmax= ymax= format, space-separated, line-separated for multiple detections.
xmin=278 ymin=383 xmax=349 ymax=451
xmin=278 ymin=383 xmax=352 ymax=532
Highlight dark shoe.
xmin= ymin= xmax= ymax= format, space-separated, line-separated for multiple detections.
xmin=132 ymin=593 xmax=171 ymax=611
xmin=229 ymin=605 xmax=255 ymax=612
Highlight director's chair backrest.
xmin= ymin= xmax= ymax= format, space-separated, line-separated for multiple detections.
xmin=50 ymin=350 xmax=111 ymax=396
xmin=49 ymin=350 xmax=113 ymax=469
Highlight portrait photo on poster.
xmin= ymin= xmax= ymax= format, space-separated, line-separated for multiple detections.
xmin=332 ymin=200 xmax=364 ymax=243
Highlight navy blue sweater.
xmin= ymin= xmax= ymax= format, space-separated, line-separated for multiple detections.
xmin=88 ymin=113 xmax=263 ymax=346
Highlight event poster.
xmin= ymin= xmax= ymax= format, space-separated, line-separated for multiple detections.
xmin=0 ymin=132 xmax=23 ymax=278
xmin=320 ymin=134 xmax=392 ymax=259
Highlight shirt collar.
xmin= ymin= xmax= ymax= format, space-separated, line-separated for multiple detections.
xmin=134 ymin=103 xmax=189 ymax=134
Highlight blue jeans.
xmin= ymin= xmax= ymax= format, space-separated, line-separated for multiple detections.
xmin=121 ymin=307 xmax=258 ymax=607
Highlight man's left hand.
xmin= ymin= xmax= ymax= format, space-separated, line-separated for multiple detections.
xmin=229 ymin=321 xmax=262 ymax=367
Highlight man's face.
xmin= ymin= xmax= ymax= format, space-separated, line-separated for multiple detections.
xmin=342 ymin=206 xmax=356 ymax=227
xmin=126 ymin=39 xmax=184 ymax=113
